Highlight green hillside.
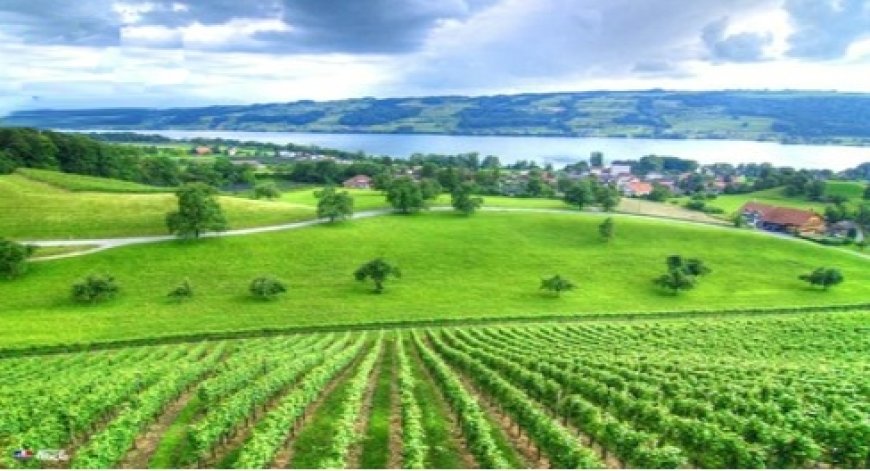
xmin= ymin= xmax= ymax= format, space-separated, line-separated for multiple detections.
xmin=15 ymin=168 xmax=173 ymax=193
xmin=693 ymin=180 xmax=867 ymax=215
xmin=2 ymin=211 xmax=868 ymax=349
xmin=6 ymin=90 xmax=870 ymax=145
xmin=0 ymin=171 xmax=314 ymax=239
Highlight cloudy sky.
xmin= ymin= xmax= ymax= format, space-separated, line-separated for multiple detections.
xmin=1 ymin=0 xmax=868 ymax=111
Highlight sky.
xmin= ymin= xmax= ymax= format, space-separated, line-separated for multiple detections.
xmin=1 ymin=0 xmax=868 ymax=112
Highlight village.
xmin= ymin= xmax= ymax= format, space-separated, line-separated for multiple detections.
xmin=187 ymin=144 xmax=868 ymax=246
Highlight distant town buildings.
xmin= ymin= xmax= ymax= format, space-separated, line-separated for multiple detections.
xmin=343 ymin=174 xmax=373 ymax=189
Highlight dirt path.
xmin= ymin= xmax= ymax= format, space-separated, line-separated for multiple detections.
xmin=408 ymin=338 xmax=478 ymax=469
xmin=347 ymin=343 xmax=385 ymax=469
xmin=387 ymin=342 xmax=403 ymax=469
xmin=118 ymin=389 xmax=197 ymax=469
xmin=270 ymin=351 xmax=367 ymax=468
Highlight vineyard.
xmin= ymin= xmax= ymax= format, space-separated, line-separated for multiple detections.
xmin=0 ymin=312 xmax=868 ymax=469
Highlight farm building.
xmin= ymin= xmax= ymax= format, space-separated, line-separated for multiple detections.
xmin=740 ymin=202 xmax=826 ymax=234
xmin=343 ymin=174 xmax=373 ymax=189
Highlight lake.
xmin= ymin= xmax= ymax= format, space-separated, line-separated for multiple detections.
xmin=109 ymin=130 xmax=870 ymax=171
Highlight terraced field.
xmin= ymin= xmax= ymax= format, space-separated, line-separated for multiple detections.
xmin=1 ymin=312 xmax=868 ymax=469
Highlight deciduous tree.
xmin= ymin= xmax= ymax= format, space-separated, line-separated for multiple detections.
xmin=386 ymin=177 xmax=425 ymax=214
xmin=354 ymin=258 xmax=401 ymax=293
xmin=540 ymin=275 xmax=576 ymax=297
xmin=72 ymin=274 xmax=119 ymax=303
xmin=315 ymin=186 xmax=354 ymax=222
xmin=451 ymin=182 xmax=484 ymax=215
xmin=0 ymin=239 xmax=35 ymax=280
xmin=599 ymin=217 xmax=615 ymax=242
xmin=799 ymin=267 xmax=844 ymax=290
xmin=249 ymin=276 xmax=287 ymax=300
xmin=166 ymin=183 xmax=227 ymax=239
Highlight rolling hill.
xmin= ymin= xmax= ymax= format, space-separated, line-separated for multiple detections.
xmin=5 ymin=90 xmax=870 ymax=145
xmin=2 ymin=211 xmax=868 ymax=349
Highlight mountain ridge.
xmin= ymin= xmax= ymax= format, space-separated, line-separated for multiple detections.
xmin=5 ymin=90 xmax=870 ymax=146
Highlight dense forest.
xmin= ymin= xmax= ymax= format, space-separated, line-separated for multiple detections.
xmin=5 ymin=91 xmax=870 ymax=145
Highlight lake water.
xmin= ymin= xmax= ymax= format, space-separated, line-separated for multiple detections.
xmin=110 ymin=130 xmax=869 ymax=171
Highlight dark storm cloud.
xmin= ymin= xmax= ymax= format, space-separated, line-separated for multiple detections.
xmin=0 ymin=0 xmax=119 ymax=46
xmin=255 ymin=0 xmax=495 ymax=53
xmin=702 ymin=17 xmax=772 ymax=62
xmin=785 ymin=0 xmax=870 ymax=59
xmin=0 ymin=0 xmax=492 ymax=54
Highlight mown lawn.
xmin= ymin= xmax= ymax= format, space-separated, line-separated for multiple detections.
xmin=0 ymin=173 xmax=315 ymax=239
xmin=1 ymin=211 xmax=868 ymax=349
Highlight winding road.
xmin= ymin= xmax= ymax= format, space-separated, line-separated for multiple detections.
xmin=24 ymin=207 xmax=870 ymax=262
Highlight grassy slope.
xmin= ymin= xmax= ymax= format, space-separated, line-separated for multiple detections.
xmin=15 ymin=168 xmax=173 ymax=193
xmin=0 ymin=173 xmax=315 ymax=239
xmin=1 ymin=211 xmax=868 ymax=349
xmin=694 ymin=181 xmax=867 ymax=216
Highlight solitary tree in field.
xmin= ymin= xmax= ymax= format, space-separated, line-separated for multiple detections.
xmin=354 ymin=258 xmax=401 ymax=293
xmin=0 ymin=239 xmax=35 ymax=280
xmin=799 ymin=267 xmax=844 ymax=290
xmin=168 ymin=279 xmax=194 ymax=302
xmin=386 ymin=177 xmax=425 ymax=214
xmin=315 ymin=186 xmax=354 ymax=222
xmin=654 ymin=269 xmax=696 ymax=294
xmin=72 ymin=274 xmax=119 ymax=303
xmin=596 ymin=184 xmax=621 ymax=212
xmin=253 ymin=182 xmax=281 ymax=200
xmin=166 ymin=183 xmax=227 ymax=239
xmin=655 ymin=255 xmax=709 ymax=294
xmin=249 ymin=276 xmax=287 ymax=300
xmin=599 ymin=217 xmax=615 ymax=242
xmin=452 ymin=182 xmax=484 ymax=215
xmin=540 ymin=275 xmax=576 ymax=297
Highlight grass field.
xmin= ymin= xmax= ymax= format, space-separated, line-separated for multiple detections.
xmin=1 ymin=312 xmax=868 ymax=469
xmin=2 ymin=211 xmax=868 ymax=349
xmin=682 ymin=181 xmax=867 ymax=216
xmin=0 ymin=172 xmax=315 ymax=239
xmin=15 ymin=168 xmax=174 ymax=193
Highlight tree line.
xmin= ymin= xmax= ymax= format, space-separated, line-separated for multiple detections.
xmin=0 ymin=128 xmax=255 ymax=188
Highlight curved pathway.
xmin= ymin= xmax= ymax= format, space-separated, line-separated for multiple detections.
xmin=25 ymin=207 xmax=870 ymax=262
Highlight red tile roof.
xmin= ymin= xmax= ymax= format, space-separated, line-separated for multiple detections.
xmin=741 ymin=202 xmax=821 ymax=226
xmin=627 ymin=182 xmax=653 ymax=194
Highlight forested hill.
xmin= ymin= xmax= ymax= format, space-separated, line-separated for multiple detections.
xmin=4 ymin=90 xmax=870 ymax=145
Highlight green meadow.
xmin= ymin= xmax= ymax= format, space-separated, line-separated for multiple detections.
xmin=0 ymin=171 xmax=314 ymax=239
xmin=2 ymin=211 xmax=868 ymax=349
xmin=688 ymin=181 xmax=867 ymax=216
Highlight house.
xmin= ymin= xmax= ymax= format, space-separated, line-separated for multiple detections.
xmin=194 ymin=146 xmax=211 ymax=156
xmin=740 ymin=202 xmax=826 ymax=234
xmin=609 ymin=164 xmax=632 ymax=176
xmin=622 ymin=181 xmax=653 ymax=197
xmin=343 ymin=174 xmax=373 ymax=189
xmin=227 ymin=147 xmax=239 ymax=157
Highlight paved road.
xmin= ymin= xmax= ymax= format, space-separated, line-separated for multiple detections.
xmin=25 ymin=207 xmax=870 ymax=262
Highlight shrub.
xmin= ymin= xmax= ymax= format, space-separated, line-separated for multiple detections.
xmin=249 ymin=276 xmax=287 ymax=300
xmin=168 ymin=279 xmax=194 ymax=302
xmin=0 ymin=239 xmax=36 ymax=280
xmin=72 ymin=274 xmax=119 ymax=303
